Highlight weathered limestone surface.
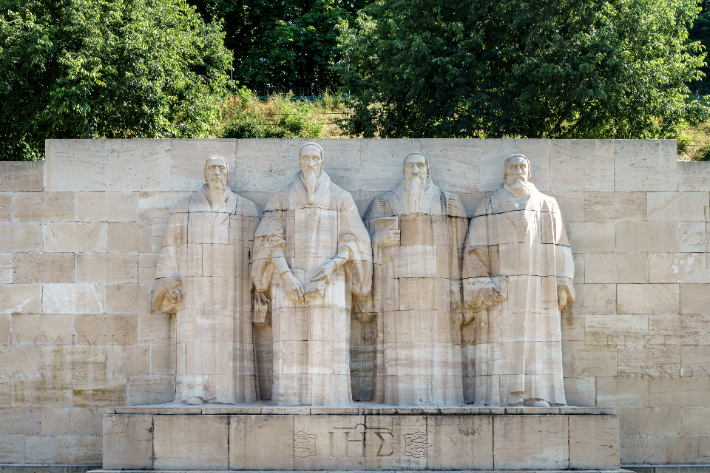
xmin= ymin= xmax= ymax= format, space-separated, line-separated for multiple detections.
xmin=362 ymin=153 xmax=466 ymax=406
xmin=152 ymin=156 xmax=259 ymax=405
xmin=102 ymin=406 xmax=617 ymax=471
xmin=0 ymin=138 xmax=707 ymax=469
xmin=251 ymin=143 xmax=372 ymax=406
xmin=462 ymin=155 xmax=574 ymax=407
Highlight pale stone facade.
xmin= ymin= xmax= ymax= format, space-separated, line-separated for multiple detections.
xmin=251 ymin=143 xmax=373 ymax=406
xmin=362 ymin=152 xmax=467 ymax=406
xmin=154 ymin=156 xmax=260 ymax=404
xmin=462 ymin=155 xmax=574 ymax=407
xmin=0 ymin=138 xmax=708 ymax=467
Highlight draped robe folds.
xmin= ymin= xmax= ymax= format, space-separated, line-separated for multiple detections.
xmin=155 ymin=185 xmax=260 ymax=404
xmin=251 ymin=171 xmax=372 ymax=406
xmin=462 ymin=183 xmax=575 ymax=406
xmin=363 ymin=181 xmax=468 ymax=406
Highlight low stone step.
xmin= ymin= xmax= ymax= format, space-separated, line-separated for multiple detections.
xmin=102 ymin=406 xmax=620 ymax=471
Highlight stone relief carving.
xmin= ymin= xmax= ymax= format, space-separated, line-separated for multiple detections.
xmin=462 ymin=154 xmax=575 ymax=407
xmin=154 ymin=156 xmax=260 ymax=405
xmin=152 ymin=148 xmax=576 ymax=408
xmin=251 ymin=142 xmax=373 ymax=406
xmin=362 ymin=153 xmax=468 ymax=406
xmin=294 ymin=432 xmax=318 ymax=457
xmin=403 ymin=432 xmax=431 ymax=458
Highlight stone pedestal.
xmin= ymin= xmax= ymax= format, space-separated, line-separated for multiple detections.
xmin=98 ymin=404 xmax=623 ymax=471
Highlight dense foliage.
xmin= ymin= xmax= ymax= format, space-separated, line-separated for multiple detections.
xmin=220 ymin=87 xmax=347 ymax=138
xmin=339 ymin=0 xmax=709 ymax=139
xmin=690 ymin=0 xmax=710 ymax=81
xmin=190 ymin=0 xmax=368 ymax=89
xmin=0 ymin=0 xmax=232 ymax=160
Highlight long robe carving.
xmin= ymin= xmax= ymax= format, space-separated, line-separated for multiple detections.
xmin=251 ymin=161 xmax=372 ymax=406
xmin=462 ymin=155 xmax=574 ymax=406
xmin=363 ymin=154 xmax=467 ymax=406
xmin=155 ymin=170 xmax=260 ymax=404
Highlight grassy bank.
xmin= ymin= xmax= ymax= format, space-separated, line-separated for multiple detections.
xmin=219 ymin=88 xmax=351 ymax=139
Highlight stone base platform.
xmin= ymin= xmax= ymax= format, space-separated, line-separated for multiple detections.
xmin=102 ymin=404 xmax=620 ymax=471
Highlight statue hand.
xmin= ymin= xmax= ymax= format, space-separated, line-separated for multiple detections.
xmin=166 ymin=285 xmax=182 ymax=306
xmin=281 ymin=272 xmax=305 ymax=303
xmin=558 ymin=287 xmax=571 ymax=311
xmin=477 ymin=285 xmax=506 ymax=307
xmin=311 ymin=259 xmax=338 ymax=283
xmin=154 ymin=276 xmax=184 ymax=314
xmin=374 ymin=230 xmax=400 ymax=249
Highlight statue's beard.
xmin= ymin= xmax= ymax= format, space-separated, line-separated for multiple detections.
xmin=403 ymin=174 xmax=426 ymax=213
xmin=505 ymin=178 xmax=531 ymax=198
xmin=208 ymin=178 xmax=226 ymax=210
xmin=304 ymin=169 xmax=319 ymax=204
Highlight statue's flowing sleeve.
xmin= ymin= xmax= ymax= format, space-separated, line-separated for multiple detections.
xmin=338 ymin=193 xmax=373 ymax=298
xmin=553 ymin=199 xmax=576 ymax=301
xmin=251 ymin=201 xmax=287 ymax=294
xmin=462 ymin=198 xmax=496 ymax=311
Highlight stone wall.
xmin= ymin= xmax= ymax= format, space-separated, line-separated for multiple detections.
xmin=0 ymin=138 xmax=708 ymax=467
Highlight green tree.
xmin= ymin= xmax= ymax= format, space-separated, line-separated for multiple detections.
xmin=0 ymin=0 xmax=232 ymax=161
xmin=339 ymin=0 xmax=708 ymax=138
xmin=689 ymin=1 xmax=710 ymax=81
xmin=191 ymin=0 xmax=368 ymax=89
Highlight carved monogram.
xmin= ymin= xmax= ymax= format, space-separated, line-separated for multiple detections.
xmin=403 ymin=432 xmax=431 ymax=458
xmin=294 ymin=431 xmax=317 ymax=458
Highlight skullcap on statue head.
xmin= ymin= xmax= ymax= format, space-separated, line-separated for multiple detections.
xmin=402 ymin=152 xmax=430 ymax=175
xmin=504 ymin=154 xmax=532 ymax=179
xmin=299 ymin=142 xmax=324 ymax=158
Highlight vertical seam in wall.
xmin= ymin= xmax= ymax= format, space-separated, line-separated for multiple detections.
xmin=226 ymin=414 xmax=230 ymax=469
xmin=567 ymin=415 xmax=571 ymax=470
xmin=491 ymin=415 xmax=495 ymax=469
xmin=151 ymin=414 xmax=156 ymax=469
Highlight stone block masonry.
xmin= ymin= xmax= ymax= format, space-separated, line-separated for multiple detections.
xmin=101 ymin=406 xmax=619 ymax=471
xmin=0 ymin=138 xmax=708 ymax=468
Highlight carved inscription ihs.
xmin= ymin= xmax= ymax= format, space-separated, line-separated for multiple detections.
xmin=293 ymin=425 xmax=431 ymax=459
xmin=329 ymin=425 xmax=394 ymax=458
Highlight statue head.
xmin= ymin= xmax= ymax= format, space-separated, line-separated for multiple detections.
xmin=299 ymin=142 xmax=324 ymax=176
xmin=402 ymin=153 xmax=429 ymax=213
xmin=403 ymin=153 xmax=429 ymax=180
xmin=299 ymin=142 xmax=323 ymax=204
xmin=504 ymin=154 xmax=531 ymax=186
xmin=204 ymin=155 xmax=229 ymax=187
xmin=203 ymin=155 xmax=229 ymax=206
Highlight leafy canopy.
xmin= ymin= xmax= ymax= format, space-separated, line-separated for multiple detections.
xmin=339 ymin=0 xmax=708 ymax=138
xmin=0 ymin=0 xmax=233 ymax=160
xmin=190 ymin=0 xmax=368 ymax=89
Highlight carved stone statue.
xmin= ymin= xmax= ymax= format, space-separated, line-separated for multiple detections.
xmin=154 ymin=156 xmax=260 ymax=405
xmin=462 ymin=154 xmax=575 ymax=407
xmin=251 ymin=142 xmax=373 ymax=406
xmin=363 ymin=152 xmax=468 ymax=406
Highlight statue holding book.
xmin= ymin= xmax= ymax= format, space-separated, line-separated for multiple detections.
xmin=362 ymin=152 xmax=468 ymax=406
xmin=251 ymin=142 xmax=373 ymax=406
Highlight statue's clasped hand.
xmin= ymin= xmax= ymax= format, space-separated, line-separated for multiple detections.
xmin=167 ymin=286 xmax=182 ymax=305
xmin=374 ymin=229 xmax=400 ymax=249
xmin=311 ymin=259 xmax=338 ymax=284
xmin=281 ymin=271 xmax=305 ymax=303
xmin=478 ymin=285 xmax=506 ymax=307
